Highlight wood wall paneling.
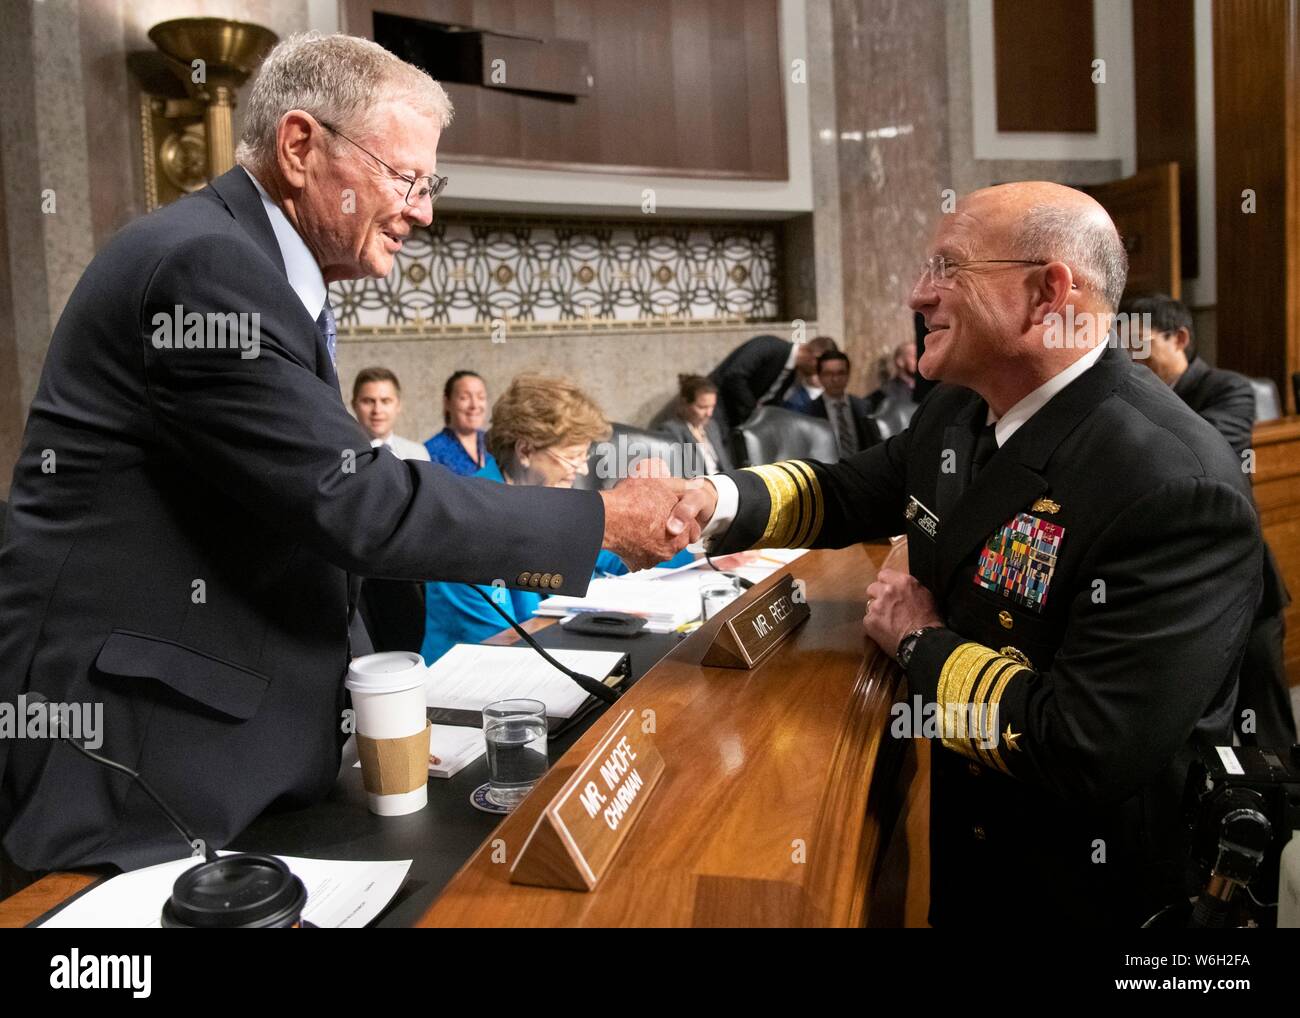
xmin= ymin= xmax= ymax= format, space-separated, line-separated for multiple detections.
xmin=1131 ymin=0 xmax=1198 ymax=279
xmin=1213 ymin=0 xmax=1297 ymax=411
xmin=1085 ymin=162 xmax=1181 ymax=300
xmin=993 ymin=0 xmax=1097 ymax=133
xmin=344 ymin=1 xmax=788 ymax=180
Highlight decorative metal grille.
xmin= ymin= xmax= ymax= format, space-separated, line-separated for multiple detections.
xmin=330 ymin=215 xmax=781 ymax=335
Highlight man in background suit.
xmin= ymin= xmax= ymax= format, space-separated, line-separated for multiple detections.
xmin=808 ymin=351 xmax=879 ymax=456
xmin=1123 ymin=292 xmax=1295 ymax=746
xmin=0 ymin=34 xmax=691 ymax=877
xmin=708 ymin=333 xmax=836 ymax=432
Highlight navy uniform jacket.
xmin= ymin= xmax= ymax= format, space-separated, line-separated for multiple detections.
xmin=713 ymin=346 xmax=1263 ymax=926
xmin=0 ymin=168 xmax=603 ymax=872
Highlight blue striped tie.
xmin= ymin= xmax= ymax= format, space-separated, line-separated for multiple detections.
xmin=316 ymin=300 xmax=337 ymax=368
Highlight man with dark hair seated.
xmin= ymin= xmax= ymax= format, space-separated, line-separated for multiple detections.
xmin=1122 ymin=292 xmax=1295 ymax=746
xmin=808 ymin=351 xmax=879 ymax=456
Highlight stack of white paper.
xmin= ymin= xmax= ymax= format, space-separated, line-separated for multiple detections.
xmin=424 ymin=643 xmax=626 ymax=719
xmin=535 ymin=576 xmax=704 ymax=629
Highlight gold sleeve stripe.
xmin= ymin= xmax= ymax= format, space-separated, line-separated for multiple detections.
xmin=981 ymin=665 xmax=1022 ymax=775
xmin=971 ymin=659 xmax=1019 ymax=771
xmin=934 ymin=643 xmax=987 ymax=738
xmin=782 ymin=459 xmax=824 ymax=546
xmin=769 ymin=463 xmax=807 ymax=547
xmin=742 ymin=460 xmax=824 ymax=549
xmin=935 ymin=642 xmax=1030 ymax=767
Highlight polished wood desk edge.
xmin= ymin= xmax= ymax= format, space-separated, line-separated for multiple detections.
xmin=0 ymin=870 xmax=99 ymax=928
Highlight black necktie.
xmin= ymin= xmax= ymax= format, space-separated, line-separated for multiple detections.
xmin=970 ymin=422 xmax=998 ymax=482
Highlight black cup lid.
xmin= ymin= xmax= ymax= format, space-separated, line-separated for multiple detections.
xmin=162 ymin=853 xmax=307 ymax=928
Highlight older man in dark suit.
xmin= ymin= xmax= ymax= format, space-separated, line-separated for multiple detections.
xmin=0 ymin=34 xmax=690 ymax=876
xmin=670 ymin=183 xmax=1264 ymax=926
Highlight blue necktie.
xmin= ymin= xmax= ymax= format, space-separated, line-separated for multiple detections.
xmin=316 ymin=300 xmax=337 ymax=368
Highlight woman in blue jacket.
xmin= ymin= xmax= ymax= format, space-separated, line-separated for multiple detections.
xmin=421 ymin=374 xmax=692 ymax=663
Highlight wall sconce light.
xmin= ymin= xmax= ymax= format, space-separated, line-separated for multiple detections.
xmin=132 ymin=17 xmax=277 ymax=210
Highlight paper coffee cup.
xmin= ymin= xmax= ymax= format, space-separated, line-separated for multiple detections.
xmin=345 ymin=651 xmax=429 ymax=816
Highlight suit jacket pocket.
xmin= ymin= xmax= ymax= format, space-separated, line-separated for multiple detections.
xmin=93 ymin=629 xmax=269 ymax=721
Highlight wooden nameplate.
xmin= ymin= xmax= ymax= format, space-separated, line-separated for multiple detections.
xmin=700 ymin=569 xmax=811 ymax=669
xmin=510 ymin=708 xmax=665 ymax=891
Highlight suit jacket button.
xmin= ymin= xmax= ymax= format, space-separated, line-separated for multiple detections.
xmin=973 ymin=825 xmax=987 ymax=841
xmin=539 ymin=573 xmax=552 ymax=588
xmin=550 ymin=574 xmax=563 ymax=589
xmin=516 ymin=572 xmax=531 ymax=586
xmin=529 ymin=573 xmax=542 ymax=587
xmin=997 ymin=610 xmax=1013 ymax=630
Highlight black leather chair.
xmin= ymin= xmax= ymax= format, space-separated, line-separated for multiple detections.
xmin=732 ymin=405 xmax=838 ymax=467
xmin=869 ymin=393 xmax=918 ymax=441
xmin=1250 ymin=377 xmax=1281 ymax=423
xmin=574 ymin=422 xmax=683 ymax=491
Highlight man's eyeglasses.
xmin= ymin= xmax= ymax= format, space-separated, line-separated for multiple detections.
xmin=921 ymin=255 xmax=1081 ymax=291
xmin=319 ymin=121 xmax=448 ymax=207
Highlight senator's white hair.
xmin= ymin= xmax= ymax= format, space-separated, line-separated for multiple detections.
xmin=1012 ymin=203 xmax=1129 ymax=312
xmin=235 ymin=33 xmax=453 ymax=172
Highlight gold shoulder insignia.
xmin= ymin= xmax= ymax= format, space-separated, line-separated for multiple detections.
xmin=1031 ymin=498 xmax=1061 ymax=514
xmin=1002 ymin=725 xmax=1022 ymax=751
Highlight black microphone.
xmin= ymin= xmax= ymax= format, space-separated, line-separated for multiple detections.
xmin=27 ymin=691 xmax=218 ymax=862
xmin=471 ymin=584 xmax=620 ymax=705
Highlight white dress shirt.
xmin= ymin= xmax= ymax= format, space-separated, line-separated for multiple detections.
xmin=703 ymin=342 xmax=1110 ymax=543
xmin=243 ymin=167 xmax=327 ymax=321
xmin=371 ymin=434 xmax=432 ymax=462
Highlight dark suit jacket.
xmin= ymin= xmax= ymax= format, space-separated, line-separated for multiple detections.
xmin=0 ymin=167 xmax=603 ymax=872
xmin=708 ymin=334 xmax=793 ymax=431
xmin=716 ymin=347 xmax=1263 ymax=926
xmin=658 ymin=417 xmax=734 ymax=476
xmin=1174 ymin=356 xmax=1289 ymax=617
xmin=808 ymin=394 xmax=881 ymax=451
xmin=1173 ymin=357 xmax=1256 ymax=459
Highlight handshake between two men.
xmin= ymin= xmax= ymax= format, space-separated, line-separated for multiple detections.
xmin=592 ymin=459 xmax=945 ymax=663
xmin=596 ymin=463 xmax=721 ymax=571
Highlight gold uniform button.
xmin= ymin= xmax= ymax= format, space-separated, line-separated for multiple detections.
xmin=973 ymin=825 xmax=987 ymax=841
xmin=516 ymin=572 xmax=531 ymax=586
xmin=998 ymin=610 xmax=1013 ymax=630
xmin=550 ymin=574 xmax=563 ymax=589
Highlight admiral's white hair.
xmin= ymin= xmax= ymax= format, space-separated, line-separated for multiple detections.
xmin=235 ymin=33 xmax=453 ymax=172
xmin=1012 ymin=203 xmax=1129 ymax=312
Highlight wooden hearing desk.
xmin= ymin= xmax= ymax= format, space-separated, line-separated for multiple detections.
xmin=0 ymin=542 xmax=918 ymax=928
xmin=418 ymin=542 xmax=913 ymax=927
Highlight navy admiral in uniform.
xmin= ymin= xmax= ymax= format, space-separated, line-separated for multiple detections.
xmin=673 ymin=182 xmax=1264 ymax=926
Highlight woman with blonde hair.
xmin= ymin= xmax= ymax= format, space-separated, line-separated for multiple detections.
xmin=420 ymin=374 xmax=692 ymax=662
